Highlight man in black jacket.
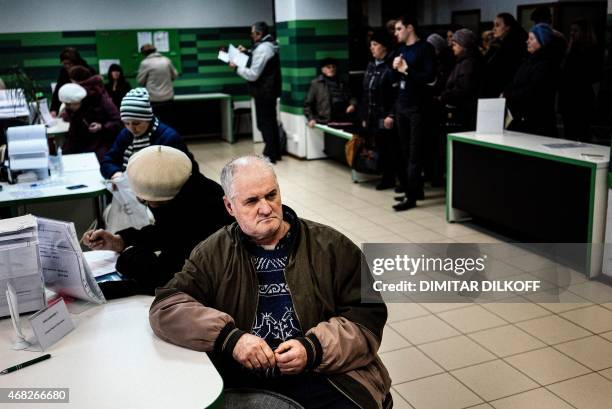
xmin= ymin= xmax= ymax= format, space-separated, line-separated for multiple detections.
xmin=392 ymin=16 xmax=436 ymax=211
xmin=230 ymin=21 xmax=282 ymax=163
xmin=82 ymin=146 xmax=233 ymax=297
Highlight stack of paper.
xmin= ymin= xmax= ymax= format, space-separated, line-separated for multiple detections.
xmin=218 ymin=44 xmax=249 ymax=68
xmin=37 ymin=218 xmax=105 ymax=304
xmin=0 ymin=215 xmax=46 ymax=317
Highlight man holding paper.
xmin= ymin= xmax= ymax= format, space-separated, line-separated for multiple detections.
xmin=227 ymin=21 xmax=282 ymax=163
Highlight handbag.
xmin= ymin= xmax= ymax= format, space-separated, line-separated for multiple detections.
xmin=345 ymin=134 xmax=380 ymax=175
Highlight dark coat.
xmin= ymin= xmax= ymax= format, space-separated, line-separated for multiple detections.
xmin=304 ymin=75 xmax=355 ymax=123
xmin=505 ymin=45 xmax=560 ymax=137
xmin=246 ymin=35 xmax=281 ymax=99
xmin=114 ymin=171 xmax=234 ymax=295
xmin=100 ymin=120 xmax=189 ymax=179
xmin=60 ymin=75 xmax=122 ymax=161
xmin=361 ymin=58 xmax=397 ymax=125
xmin=104 ymin=81 xmax=132 ymax=109
xmin=481 ymin=29 xmax=528 ymax=98
xmin=441 ymin=49 xmax=482 ymax=128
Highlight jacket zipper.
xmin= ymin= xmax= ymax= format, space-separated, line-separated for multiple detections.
xmin=326 ymin=377 xmax=364 ymax=409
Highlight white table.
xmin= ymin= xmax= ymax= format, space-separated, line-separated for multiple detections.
xmin=0 ymin=153 xmax=106 ymax=222
xmin=447 ymin=131 xmax=609 ymax=277
xmin=0 ymin=296 xmax=224 ymax=409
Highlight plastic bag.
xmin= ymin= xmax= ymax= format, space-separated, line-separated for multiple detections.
xmin=104 ymin=175 xmax=152 ymax=233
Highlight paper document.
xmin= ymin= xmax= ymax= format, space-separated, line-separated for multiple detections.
xmin=228 ymin=44 xmax=249 ymax=68
xmin=38 ymin=99 xmax=55 ymax=127
xmin=0 ymin=215 xmax=46 ymax=317
xmin=476 ymin=98 xmax=506 ymax=135
xmin=218 ymin=50 xmax=230 ymax=63
xmin=154 ymin=31 xmax=170 ymax=52
xmin=137 ymin=31 xmax=152 ymax=51
xmin=37 ymin=218 xmax=105 ymax=304
xmin=83 ymin=250 xmax=118 ymax=277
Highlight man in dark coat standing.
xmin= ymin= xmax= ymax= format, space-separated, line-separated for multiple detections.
xmin=230 ymin=21 xmax=282 ymax=163
xmin=82 ymin=146 xmax=233 ymax=297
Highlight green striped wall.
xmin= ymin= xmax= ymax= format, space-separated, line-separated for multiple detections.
xmin=0 ymin=27 xmax=252 ymax=101
xmin=176 ymin=26 xmax=250 ymax=98
xmin=0 ymin=31 xmax=98 ymax=97
xmin=276 ymin=19 xmax=348 ymax=115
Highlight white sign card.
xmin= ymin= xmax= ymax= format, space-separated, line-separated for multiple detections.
xmin=476 ymin=98 xmax=506 ymax=135
xmin=29 ymin=298 xmax=75 ymax=350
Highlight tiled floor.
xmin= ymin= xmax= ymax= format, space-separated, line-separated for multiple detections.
xmin=189 ymin=139 xmax=612 ymax=409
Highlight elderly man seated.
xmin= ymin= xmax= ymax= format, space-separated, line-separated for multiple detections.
xmin=149 ymin=155 xmax=391 ymax=409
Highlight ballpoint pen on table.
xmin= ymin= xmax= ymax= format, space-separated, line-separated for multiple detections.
xmin=0 ymin=354 xmax=51 ymax=375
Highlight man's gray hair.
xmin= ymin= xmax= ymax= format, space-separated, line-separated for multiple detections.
xmin=220 ymin=155 xmax=275 ymax=199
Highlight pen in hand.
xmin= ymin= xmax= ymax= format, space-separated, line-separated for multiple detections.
xmin=1 ymin=354 xmax=51 ymax=375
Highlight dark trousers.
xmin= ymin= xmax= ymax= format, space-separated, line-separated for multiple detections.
xmin=371 ymin=125 xmax=401 ymax=185
xmin=151 ymin=100 xmax=174 ymax=127
xmin=254 ymin=96 xmax=281 ymax=161
xmin=220 ymin=365 xmax=357 ymax=409
xmin=396 ymin=104 xmax=425 ymax=201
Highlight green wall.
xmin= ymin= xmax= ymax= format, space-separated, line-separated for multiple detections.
xmin=0 ymin=27 xmax=253 ymax=100
xmin=276 ymin=19 xmax=348 ymax=115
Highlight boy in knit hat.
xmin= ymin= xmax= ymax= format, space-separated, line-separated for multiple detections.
xmin=83 ymin=145 xmax=233 ymax=298
xmin=100 ymin=87 xmax=193 ymax=180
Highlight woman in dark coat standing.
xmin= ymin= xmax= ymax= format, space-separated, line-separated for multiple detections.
xmin=440 ymin=29 xmax=482 ymax=131
xmin=481 ymin=13 xmax=527 ymax=98
xmin=104 ymin=64 xmax=132 ymax=109
xmin=361 ymin=29 xmax=399 ymax=190
xmin=559 ymin=19 xmax=602 ymax=141
xmin=505 ymin=24 xmax=561 ymax=137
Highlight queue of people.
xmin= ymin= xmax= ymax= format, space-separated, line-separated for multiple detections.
xmin=303 ymin=11 xmax=602 ymax=211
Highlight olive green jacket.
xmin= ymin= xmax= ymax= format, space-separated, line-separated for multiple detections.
xmin=149 ymin=211 xmax=391 ymax=409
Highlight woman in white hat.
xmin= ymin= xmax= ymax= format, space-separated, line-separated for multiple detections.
xmin=58 ymin=82 xmax=122 ymax=161
xmin=82 ymin=145 xmax=233 ymax=298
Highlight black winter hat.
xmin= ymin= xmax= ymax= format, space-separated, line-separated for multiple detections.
xmin=370 ymin=28 xmax=393 ymax=50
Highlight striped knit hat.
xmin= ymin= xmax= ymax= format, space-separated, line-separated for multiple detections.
xmin=120 ymin=88 xmax=154 ymax=121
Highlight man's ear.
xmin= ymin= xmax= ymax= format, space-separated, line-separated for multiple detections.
xmin=223 ymin=196 xmax=235 ymax=216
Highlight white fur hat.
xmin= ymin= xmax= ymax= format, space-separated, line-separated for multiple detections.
xmin=58 ymin=83 xmax=86 ymax=103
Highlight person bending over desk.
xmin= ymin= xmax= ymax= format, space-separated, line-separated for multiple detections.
xmin=149 ymin=155 xmax=392 ymax=409
xmin=59 ymin=80 xmax=122 ymax=162
xmin=82 ymin=146 xmax=233 ymax=298
xmin=100 ymin=88 xmax=193 ymax=180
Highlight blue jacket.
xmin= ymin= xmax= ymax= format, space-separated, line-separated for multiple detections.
xmin=100 ymin=121 xmax=188 ymax=179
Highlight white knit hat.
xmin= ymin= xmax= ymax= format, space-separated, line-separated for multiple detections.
xmin=126 ymin=145 xmax=192 ymax=201
xmin=58 ymin=83 xmax=87 ymax=103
